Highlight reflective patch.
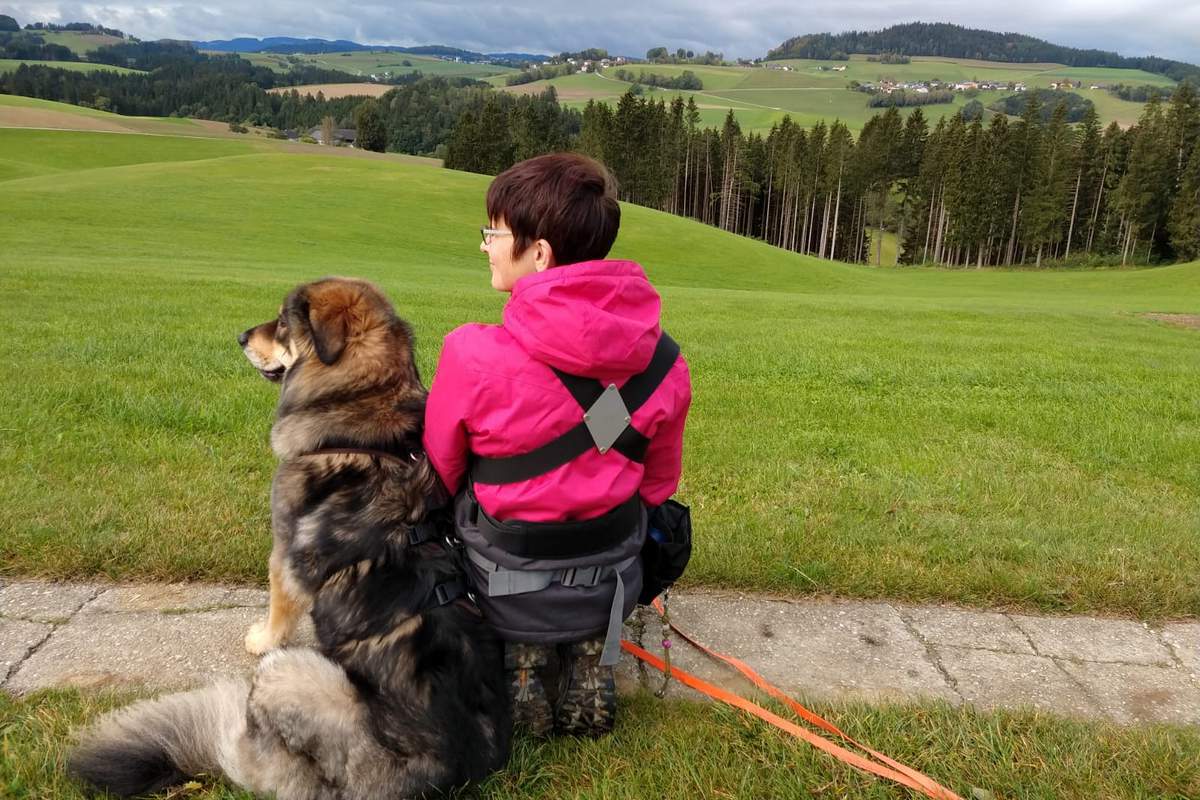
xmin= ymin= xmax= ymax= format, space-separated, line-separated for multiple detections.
xmin=583 ymin=384 xmax=631 ymax=454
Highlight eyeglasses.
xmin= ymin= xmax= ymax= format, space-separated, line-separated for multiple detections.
xmin=480 ymin=227 xmax=513 ymax=245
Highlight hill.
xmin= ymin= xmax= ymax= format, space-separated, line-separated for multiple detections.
xmin=195 ymin=36 xmax=548 ymax=63
xmin=767 ymin=22 xmax=1200 ymax=83
xmin=497 ymin=55 xmax=1173 ymax=133
xmin=1 ymin=124 xmax=1198 ymax=617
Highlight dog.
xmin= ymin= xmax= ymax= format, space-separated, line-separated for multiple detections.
xmin=69 ymin=277 xmax=511 ymax=799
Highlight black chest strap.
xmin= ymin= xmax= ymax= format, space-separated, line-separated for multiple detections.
xmin=470 ymin=333 xmax=680 ymax=486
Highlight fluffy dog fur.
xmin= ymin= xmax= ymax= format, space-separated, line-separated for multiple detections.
xmin=69 ymin=278 xmax=511 ymax=799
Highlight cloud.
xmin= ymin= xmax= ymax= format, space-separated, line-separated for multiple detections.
xmin=1 ymin=0 xmax=1196 ymax=62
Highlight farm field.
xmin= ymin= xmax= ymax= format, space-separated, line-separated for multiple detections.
xmin=0 ymin=93 xmax=242 ymax=139
xmin=266 ymin=82 xmax=394 ymax=99
xmin=28 ymin=30 xmax=124 ymax=55
xmin=496 ymin=54 xmax=1173 ymax=134
xmin=0 ymin=58 xmax=142 ymax=75
xmin=232 ymin=49 xmax=517 ymax=80
xmin=1 ymin=123 xmax=1198 ymax=619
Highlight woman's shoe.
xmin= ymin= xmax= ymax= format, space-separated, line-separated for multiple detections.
xmin=555 ymin=636 xmax=616 ymax=736
xmin=504 ymin=642 xmax=554 ymax=737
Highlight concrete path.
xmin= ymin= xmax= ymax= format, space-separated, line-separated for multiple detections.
xmin=2 ymin=579 xmax=1198 ymax=727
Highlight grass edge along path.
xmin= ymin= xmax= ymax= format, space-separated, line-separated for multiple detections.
xmin=2 ymin=688 xmax=1198 ymax=799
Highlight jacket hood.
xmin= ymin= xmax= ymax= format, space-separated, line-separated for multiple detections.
xmin=503 ymin=260 xmax=662 ymax=377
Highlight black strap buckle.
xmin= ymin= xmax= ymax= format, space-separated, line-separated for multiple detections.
xmin=561 ymin=565 xmax=604 ymax=587
xmin=408 ymin=520 xmax=439 ymax=547
xmin=433 ymin=579 xmax=466 ymax=607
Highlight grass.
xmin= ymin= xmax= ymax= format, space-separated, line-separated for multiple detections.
xmin=498 ymin=55 xmax=1171 ymax=134
xmin=1 ymin=126 xmax=1199 ymax=617
xmin=0 ymin=59 xmax=142 ymax=75
xmin=3 ymin=688 xmax=1198 ymax=799
xmin=30 ymin=31 xmax=124 ymax=57
xmin=0 ymin=93 xmax=136 ymax=119
xmin=233 ymin=50 xmax=516 ymax=79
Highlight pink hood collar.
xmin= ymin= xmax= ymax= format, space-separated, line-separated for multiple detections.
xmin=503 ymin=260 xmax=662 ymax=377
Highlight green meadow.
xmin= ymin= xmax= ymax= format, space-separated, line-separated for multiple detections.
xmin=233 ymin=49 xmax=517 ymax=80
xmin=28 ymin=30 xmax=124 ymax=56
xmin=0 ymin=58 xmax=142 ymax=75
xmin=2 ymin=121 xmax=1198 ymax=619
xmin=496 ymin=55 xmax=1172 ymax=133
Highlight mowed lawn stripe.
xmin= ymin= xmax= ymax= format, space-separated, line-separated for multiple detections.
xmin=0 ymin=129 xmax=1198 ymax=617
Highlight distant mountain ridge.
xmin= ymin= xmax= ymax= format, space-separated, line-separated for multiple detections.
xmin=192 ymin=36 xmax=547 ymax=63
xmin=767 ymin=22 xmax=1199 ymax=83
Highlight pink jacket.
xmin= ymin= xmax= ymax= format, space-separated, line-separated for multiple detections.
xmin=423 ymin=260 xmax=691 ymax=522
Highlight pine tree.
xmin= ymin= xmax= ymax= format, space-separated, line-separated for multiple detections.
xmin=1165 ymin=82 xmax=1200 ymax=184
xmin=353 ymin=99 xmax=386 ymax=152
xmin=1027 ymin=101 xmax=1076 ymax=266
xmin=1168 ymin=141 xmax=1200 ymax=261
xmin=1116 ymin=98 xmax=1174 ymax=263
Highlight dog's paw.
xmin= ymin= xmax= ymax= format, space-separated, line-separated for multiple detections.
xmin=245 ymin=620 xmax=281 ymax=656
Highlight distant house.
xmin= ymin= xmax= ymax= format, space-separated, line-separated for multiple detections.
xmin=307 ymin=127 xmax=358 ymax=147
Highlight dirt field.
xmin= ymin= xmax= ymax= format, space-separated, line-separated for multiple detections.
xmin=268 ymin=83 xmax=393 ymax=100
xmin=1142 ymin=312 xmax=1200 ymax=330
xmin=0 ymin=106 xmax=134 ymax=133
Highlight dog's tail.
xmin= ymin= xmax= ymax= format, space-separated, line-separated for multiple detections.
xmin=68 ymin=680 xmax=248 ymax=797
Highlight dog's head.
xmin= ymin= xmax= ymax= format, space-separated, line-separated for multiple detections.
xmin=238 ymin=277 xmax=411 ymax=384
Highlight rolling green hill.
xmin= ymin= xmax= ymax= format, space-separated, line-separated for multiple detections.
xmin=230 ymin=49 xmax=517 ymax=80
xmin=1 ymin=123 xmax=1197 ymax=618
xmin=496 ymin=55 xmax=1174 ymax=134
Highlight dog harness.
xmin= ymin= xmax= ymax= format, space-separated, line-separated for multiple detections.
xmin=463 ymin=332 xmax=681 ymax=665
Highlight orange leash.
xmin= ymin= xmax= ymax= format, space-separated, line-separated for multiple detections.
xmin=621 ymin=600 xmax=962 ymax=800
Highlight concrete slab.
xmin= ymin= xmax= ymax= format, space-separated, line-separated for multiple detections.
xmin=1009 ymin=614 xmax=1173 ymax=666
xmin=5 ymin=607 xmax=315 ymax=696
xmin=621 ymin=594 xmax=957 ymax=705
xmin=1161 ymin=623 xmax=1200 ymax=676
xmin=937 ymin=647 xmax=1104 ymax=719
xmin=0 ymin=618 xmax=52 ymax=683
xmin=222 ymin=587 xmax=269 ymax=607
xmin=1057 ymin=661 xmax=1200 ymax=726
xmin=85 ymin=583 xmax=242 ymax=614
xmin=0 ymin=580 xmax=102 ymax=623
xmin=900 ymin=606 xmax=1035 ymax=654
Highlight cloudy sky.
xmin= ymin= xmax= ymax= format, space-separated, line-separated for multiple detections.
xmin=3 ymin=1 xmax=1198 ymax=62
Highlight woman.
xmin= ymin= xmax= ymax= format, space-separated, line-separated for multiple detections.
xmin=423 ymin=153 xmax=691 ymax=737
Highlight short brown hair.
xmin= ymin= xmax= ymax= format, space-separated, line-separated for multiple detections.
xmin=486 ymin=153 xmax=620 ymax=266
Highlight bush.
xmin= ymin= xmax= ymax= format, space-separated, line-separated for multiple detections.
xmin=228 ymin=122 xmax=249 ymax=133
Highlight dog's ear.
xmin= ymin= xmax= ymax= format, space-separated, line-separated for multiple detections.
xmin=306 ymin=286 xmax=357 ymax=366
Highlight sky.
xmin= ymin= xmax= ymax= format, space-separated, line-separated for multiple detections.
xmin=3 ymin=1 xmax=1199 ymax=63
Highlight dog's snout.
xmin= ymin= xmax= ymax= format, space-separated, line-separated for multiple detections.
xmin=238 ymin=330 xmax=250 ymax=347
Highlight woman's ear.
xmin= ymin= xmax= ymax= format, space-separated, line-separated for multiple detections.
xmin=533 ymin=239 xmax=557 ymax=272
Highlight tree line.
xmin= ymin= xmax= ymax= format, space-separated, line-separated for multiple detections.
xmin=448 ymin=83 xmax=1200 ymax=267
xmin=767 ymin=22 xmax=1200 ymax=84
xmin=0 ymin=30 xmax=79 ymax=61
xmin=611 ymin=69 xmax=703 ymax=90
